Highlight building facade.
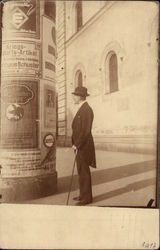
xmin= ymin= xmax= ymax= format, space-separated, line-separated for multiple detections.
xmin=56 ymin=1 xmax=159 ymax=154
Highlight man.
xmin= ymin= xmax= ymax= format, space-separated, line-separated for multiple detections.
xmin=72 ymin=86 xmax=96 ymax=205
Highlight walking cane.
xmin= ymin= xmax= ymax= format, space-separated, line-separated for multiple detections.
xmin=66 ymin=150 xmax=77 ymax=205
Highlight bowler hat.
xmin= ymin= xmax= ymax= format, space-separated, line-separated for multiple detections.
xmin=72 ymin=86 xmax=89 ymax=97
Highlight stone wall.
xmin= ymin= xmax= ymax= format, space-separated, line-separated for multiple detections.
xmin=64 ymin=1 xmax=158 ymax=154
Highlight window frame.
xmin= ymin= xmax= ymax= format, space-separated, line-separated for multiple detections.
xmin=104 ymin=51 xmax=119 ymax=94
xmin=75 ymin=70 xmax=83 ymax=87
xmin=75 ymin=0 xmax=83 ymax=32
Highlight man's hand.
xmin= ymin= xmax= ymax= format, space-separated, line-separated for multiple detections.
xmin=72 ymin=145 xmax=77 ymax=154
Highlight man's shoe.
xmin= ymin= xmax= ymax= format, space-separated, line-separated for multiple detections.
xmin=73 ymin=196 xmax=81 ymax=201
xmin=76 ymin=199 xmax=92 ymax=206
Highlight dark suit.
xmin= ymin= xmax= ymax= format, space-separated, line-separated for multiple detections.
xmin=72 ymin=102 xmax=96 ymax=202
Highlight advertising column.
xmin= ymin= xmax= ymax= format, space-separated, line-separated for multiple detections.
xmin=0 ymin=0 xmax=57 ymax=202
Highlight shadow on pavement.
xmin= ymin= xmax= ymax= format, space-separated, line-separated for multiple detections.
xmin=92 ymin=177 xmax=155 ymax=203
xmin=57 ymin=160 xmax=156 ymax=194
xmin=91 ymin=160 xmax=156 ymax=185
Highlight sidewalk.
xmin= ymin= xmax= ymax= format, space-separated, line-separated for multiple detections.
xmin=24 ymin=147 xmax=156 ymax=207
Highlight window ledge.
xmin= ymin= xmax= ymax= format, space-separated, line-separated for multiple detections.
xmin=102 ymin=89 xmax=120 ymax=102
xmin=104 ymin=89 xmax=119 ymax=95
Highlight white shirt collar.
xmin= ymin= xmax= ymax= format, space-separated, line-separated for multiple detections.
xmin=78 ymin=100 xmax=87 ymax=110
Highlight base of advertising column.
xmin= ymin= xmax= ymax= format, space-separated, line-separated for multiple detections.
xmin=1 ymin=172 xmax=58 ymax=203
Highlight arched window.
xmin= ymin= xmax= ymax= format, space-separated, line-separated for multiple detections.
xmin=44 ymin=1 xmax=56 ymax=21
xmin=75 ymin=1 xmax=82 ymax=31
xmin=105 ymin=51 xmax=118 ymax=93
xmin=75 ymin=70 xmax=83 ymax=87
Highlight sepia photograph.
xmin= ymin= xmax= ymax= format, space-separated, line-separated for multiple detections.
xmin=0 ymin=0 xmax=159 ymax=249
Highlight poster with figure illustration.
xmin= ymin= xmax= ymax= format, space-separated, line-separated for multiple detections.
xmin=1 ymin=79 xmax=39 ymax=149
xmin=44 ymin=83 xmax=56 ymax=130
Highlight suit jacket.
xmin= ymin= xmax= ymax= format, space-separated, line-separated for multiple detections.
xmin=72 ymin=102 xmax=96 ymax=168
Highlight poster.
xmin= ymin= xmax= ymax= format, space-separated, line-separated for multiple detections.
xmin=44 ymin=84 xmax=56 ymax=130
xmin=1 ymin=41 xmax=41 ymax=77
xmin=2 ymin=0 xmax=40 ymax=38
xmin=0 ymin=150 xmax=41 ymax=177
xmin=42 ymin=16 xmax=56 ymax=80
xmin=1 ymin=79 xmax=39 ymax=149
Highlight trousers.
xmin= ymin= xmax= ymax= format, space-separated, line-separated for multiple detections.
xmin=76 ymin=151 xmax=92 ymax=201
